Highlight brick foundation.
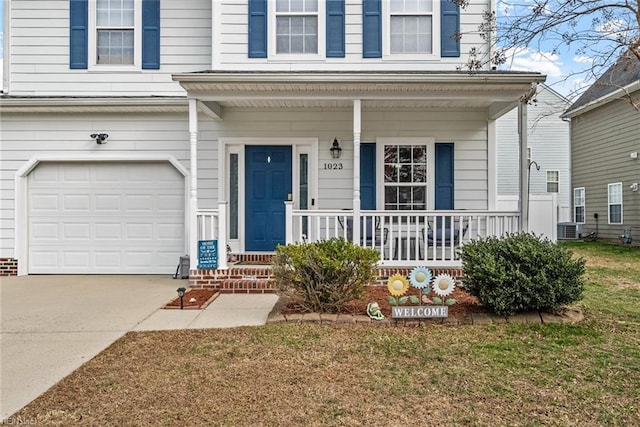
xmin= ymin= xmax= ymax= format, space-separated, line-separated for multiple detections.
xmin=0 ymin=258 xmax=18 ymax=276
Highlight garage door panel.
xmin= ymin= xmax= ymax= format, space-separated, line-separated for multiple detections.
xmin=63 ymin=223 xmax=90 ymax=240
xmin=94 ymin=223 xmax=123 ymax=240
xmin=95 ymin=194 xmax=122 ymax=211
xmin=94 ymin=252 xmax=122 ymax=268
xmin=63 ymin=194 xmax=91 ymax=211
xmin=31 ymin=222 xmax=59 ymax=240
xmin=126 ymin=223 xmax=154 ymax=240
xmin=29 ymin=162 xmax=185 ymax=274
xmin=126 ymin=195 xmax=154 ymax=212
xmin=31 ymin=194 xmax=59 ymax=211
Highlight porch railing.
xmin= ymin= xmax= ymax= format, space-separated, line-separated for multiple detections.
xmin=195 ymin=206 xmax=227 ymax=270
xmin=286 ymin=208 xmax=519 ymax=267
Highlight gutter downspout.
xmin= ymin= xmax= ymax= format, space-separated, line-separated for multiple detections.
xmin=518 ymin=82 xmax=538 ymax=232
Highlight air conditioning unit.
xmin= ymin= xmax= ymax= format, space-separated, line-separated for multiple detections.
xmin=557 ymin=222 xmax=583 ymax=240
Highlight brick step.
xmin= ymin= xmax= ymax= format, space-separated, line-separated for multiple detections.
xmin=191 ymin=278 xmax=276 ymax=294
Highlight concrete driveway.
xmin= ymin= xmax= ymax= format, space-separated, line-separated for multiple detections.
xmin=0 ymin=275 xmax=179 ymax=419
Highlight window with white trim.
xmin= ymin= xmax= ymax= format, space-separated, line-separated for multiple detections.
xmin=608 ymin=182 xmax=623 ymax=224
xmin=389 ymin=0 xmax=433 ymax=54
xmin=384 ymin=144 xmax=427 ymax=210
xmin=275 ymin=0 xmax=319 ymax=54
xmin=574 ymin=187 xmax=585 ymax=224
xmin=89 ymin=0 xmax=141 ymax=69
xmin=546 ymin=170 xmax=559 ymax=193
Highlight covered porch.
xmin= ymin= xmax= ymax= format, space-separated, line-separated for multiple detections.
xmin=175 ymin=71 xmax=545 ymax=272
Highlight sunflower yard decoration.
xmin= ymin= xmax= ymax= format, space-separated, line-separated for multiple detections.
xmin=387 ymin=268 xmax=457 ymax=319
xmin=387 ymin=274 xmax=419 ymax=306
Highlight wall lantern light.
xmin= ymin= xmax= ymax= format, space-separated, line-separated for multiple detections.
xmin=330 ymin=138 xmax=342 ymax=159
xmin=91 ymin=133 xmax=109 ymax=144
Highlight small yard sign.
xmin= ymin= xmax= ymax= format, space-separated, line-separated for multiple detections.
xmin=198 ymin=240 xmax=218 ymax=270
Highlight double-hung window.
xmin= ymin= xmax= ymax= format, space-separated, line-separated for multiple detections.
xmin=546 ymin=170 xmax=559 ymax=193
xmin=608 ymin=183 xmax=623 ymax=224
xmin=275 ymin=0 xmax=319 ymax=54
xmin=96 ymin=0 xmax=135 ymax=65
xmin=70 ymin=0 xmax=159 ymax=70
xmin=574 ymin=187 xmax=585 ymax=224
xmin=389 ymin=0 xmax=434 ymax=54
xmin=384 ymin=144 xmax=428 ymax=210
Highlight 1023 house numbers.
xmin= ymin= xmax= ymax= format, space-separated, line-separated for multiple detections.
xmin=323 ymin=162 xmax=344 ymax=170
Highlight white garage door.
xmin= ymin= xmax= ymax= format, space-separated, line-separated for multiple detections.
xmin=28 ymin=162 xmax=185 ymax=274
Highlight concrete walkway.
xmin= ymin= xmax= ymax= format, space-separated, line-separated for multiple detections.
xmin=0 ymin=275 xmax=278 ymax=420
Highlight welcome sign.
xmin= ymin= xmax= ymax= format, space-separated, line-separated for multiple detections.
xmin=392 ymin=306 xmax=448 ymax=318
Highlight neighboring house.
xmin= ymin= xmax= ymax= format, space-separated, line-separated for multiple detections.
xmin=562 ymin=52 xmax=640 ymax=244
xmin=0 ymin=0 xmax=545 ymax=278
xmin=496 ymin=83 xmax=572 ymax=223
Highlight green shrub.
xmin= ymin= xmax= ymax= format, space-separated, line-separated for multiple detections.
xmin=272 ymin=238 xmax=380 ymax=313
xmin=459 ymin=233 xmax=585 ymax=316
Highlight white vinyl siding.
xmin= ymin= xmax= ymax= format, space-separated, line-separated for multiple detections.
xmin=214 ymin=0 xmax=491 ymax=71
xmin=574 ymin=187 xmax=585 ymax=224
xmin=607 ymin=182 xmax=623 ymax=224
xmin=7 ymin=0 xmax=211 ymax=96
xmin=0 ymin=108 xmax=490 ymax=260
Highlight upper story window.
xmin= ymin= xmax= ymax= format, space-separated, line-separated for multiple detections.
xmin=70 ymin=0 xmax=160 ymax=70
xmin=546 ymin=170 xmax=559 ymax=193
xmin=363 ymin=0 xmax=459 ymax=59
xmin=573 ymin=187 xmax=585 ymax=224
xmin=389 ymin=0 xmax=433 ymax=54
xmin=608 ymin=182 xmax=623 ymax=224
xmin=276 ymin=0 xmax=319 ymax=54
xmin=96 ymin=0 xmax=136 ymax=65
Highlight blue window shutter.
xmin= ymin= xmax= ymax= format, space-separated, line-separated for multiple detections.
xmin=142 ymin=0 xmax=160 ymax=69
xmin=362 ymin=0 xmax=381 ymax=58
xmin=69 ymin=0 xmax=88 ymax=69
xmin=326 ymin=0 xmax=345 ymax=57
xmin=248 ymin=0 xmax=267 ymax=58
xmin=441 ymin=0 xmax=460 ymax=57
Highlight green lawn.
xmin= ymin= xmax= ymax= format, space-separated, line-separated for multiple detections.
xmin=14 ymin=241 xmax=640 ymax=426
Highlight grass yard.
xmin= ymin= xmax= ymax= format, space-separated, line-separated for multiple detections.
xmin=14 ymin=242 xmax=640 ymax=426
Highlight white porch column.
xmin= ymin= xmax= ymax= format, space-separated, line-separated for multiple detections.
xmin=487 ymin=119 xmax=497 ymax=210
xmin=188 ymin=99 xmax=199 ymax=271
xmin=518 ymin=101 xmax=529 ymax=232
xmin=352 ymin=99 xmax=362 ymax=244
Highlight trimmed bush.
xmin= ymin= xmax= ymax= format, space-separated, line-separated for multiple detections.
xmin=459 ymin=233 xmax=585 ymax=316
xmin=272 ymin=238 xmax=380 ymax=313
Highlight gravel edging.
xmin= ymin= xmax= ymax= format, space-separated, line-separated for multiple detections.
xmin=267 ymin=307 xmax=584 ymax=326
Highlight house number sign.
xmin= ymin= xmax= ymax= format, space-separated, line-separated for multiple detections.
xmin=323 ymin=162 xmax=344 ymax=170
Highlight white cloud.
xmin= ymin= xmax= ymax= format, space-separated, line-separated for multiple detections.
xmin=573 ymin=55 xmax=594 ymax=64
xmin=0 ymin=58 xmax=3 ymax=89
xmin=502 ymin=47 xmax=564 ymax=77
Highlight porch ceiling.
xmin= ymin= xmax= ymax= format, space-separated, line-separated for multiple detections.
xmin=174 ymin=71 xmax=546 ymax=112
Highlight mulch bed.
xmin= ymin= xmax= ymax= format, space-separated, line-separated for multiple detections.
xmin=281 ymin=285 xmax=485 ymax=318
xmin=163 ymin=288 xmax=220 ymax=309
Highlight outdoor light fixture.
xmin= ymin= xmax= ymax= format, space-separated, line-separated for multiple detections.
xmin=90 ymin=133 xmax=109 ymax=144
xmin=177 ymin=287 xmax=187 ymax=310
xmin=330 ymin=138 xmax=342 ymax=159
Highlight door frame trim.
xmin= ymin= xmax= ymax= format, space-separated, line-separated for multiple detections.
xmin=219 ymin=137 xmax=318 ymax=253
xmin=15 ymin=154 xmax=189 ymax=276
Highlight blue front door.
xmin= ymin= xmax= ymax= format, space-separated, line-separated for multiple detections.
xmin=245 ymin=146 xmax=292 ymax=251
